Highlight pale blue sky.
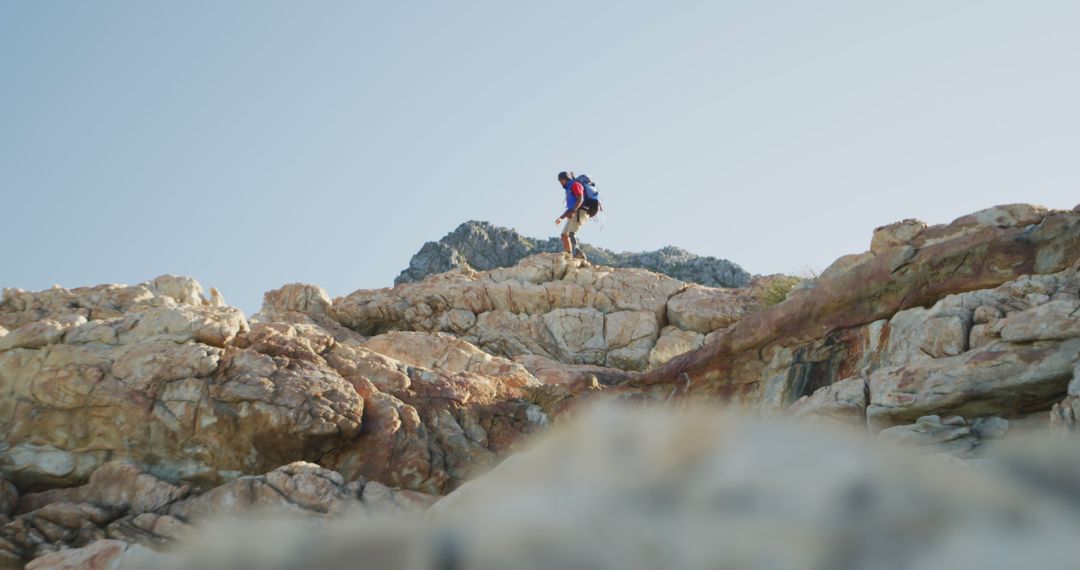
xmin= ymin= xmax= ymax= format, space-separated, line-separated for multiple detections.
xmin=3 ymin=1 xmax=1078 ymax=315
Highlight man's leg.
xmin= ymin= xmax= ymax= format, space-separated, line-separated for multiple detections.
xmin=570 ymin=211 xmax=587 ymax=260
xmin=560 ymin=219 xmax=573 ymax=257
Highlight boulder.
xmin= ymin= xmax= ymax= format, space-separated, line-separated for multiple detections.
xmin=16 ymin=461 xmax=189 ymax=516
xmin=866 ymin=339 xmax=1080 ymax=430
xmin=647 ymin=327 xmax=704 ymax=369
xmin=165 ymin=462 xmax=363 ymax=520
xmin=251 ymin=284 xmax=363 ymax=343
xmin=666 ymin=285 xmax=757 ymax=334
xmin=870 ymin=218 xmax=926 ymax=254
xmin=0 ymin=502 xmax=122 ymax=562
xmin=788 ymin=377 xmax=868 ymax=427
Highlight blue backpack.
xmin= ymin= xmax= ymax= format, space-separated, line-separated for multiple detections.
xmin=574 ymin=174 xmax=601 ymax=217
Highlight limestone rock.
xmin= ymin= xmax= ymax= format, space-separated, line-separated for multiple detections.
xmin=0 ymin=275 xmax=212 ymax=332
xmin=789 ymin=377 xmax=868 ymax=427
xmin=0 ymin=299 xmax=361 ymax=489
xmin=251 ymin=283 xmax=363 ymax=343
xmin=323 ymin=361 xmax=549 ymax=494
xmin=165 ymin=462 xmax=362 ymax=520
xmin=0 ymin=501 xmax=122 ymax=562
xmin=819 ymin=251 xmax=875 ymax=280
xmin=332 ymin=254 xmax=723 ymax=371
xmin=362 ymin=332 xmax=537 ymax=388
xmin=867 ymin=338 xmax=1080 ymax=430
xmin=260 ymin=283 xmax=332 ymax=316
xmin=999 ymin=299 xmax=1080 ymax=342
xmin=666 ymin=285 xmax=757 ymax=335
xmin=512 ymin=354 xmax=635 ymax=386
xmin=395 ymin=220 xmax=751 ymax=288
xmin=16 ymin=461 xmax=189 ymax=516
xmin=647 ymin=326 xmax=704 ymax=369
xmin=870 ymin=218 xmax=926 ymax=254
xmin=0 ymin=316 xmax=86 ymax=351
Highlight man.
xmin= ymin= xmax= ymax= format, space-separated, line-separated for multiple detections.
xmin=555 ymin=171 xmax=589 ymax=262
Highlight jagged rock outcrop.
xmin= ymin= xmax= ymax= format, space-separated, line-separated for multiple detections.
xmin=5 ymin=202 xmax=1080 ymax=568
xmin=0 ymin=293 xmax=362 ymax=490
xmin=337 ymin=254 xmax=767 ymax=371
xmin=622 ymin=205 xmax=1080 ymax=431
xmin=0 ymin=279 xmax=559 ymax=497
xmin=395 ymin=220 xmax=752 ymax=288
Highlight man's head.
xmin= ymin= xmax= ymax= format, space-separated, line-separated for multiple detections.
xmin=558 ymin=171 xmax=570 ymax=185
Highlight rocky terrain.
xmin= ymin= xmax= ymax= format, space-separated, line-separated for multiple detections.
xmin=394 ymin=220 xmax=753 ymax=288
xmin=1 ymin=202 xmax=1079 ymax=568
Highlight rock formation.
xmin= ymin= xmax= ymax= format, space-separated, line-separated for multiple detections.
xmin=622 ymin=204 xmax=1080 ymax=428
xmin=395 ymin=220 xmax=752 ymax=288
xmin=3 ymin=202 xmax=1080 ymax=568
xmin=339 ymin=254 xmax=770 ymax=372
xmin=2 ymin=460 xmax=433 ymax=566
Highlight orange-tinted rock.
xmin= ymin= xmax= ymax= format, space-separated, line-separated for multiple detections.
xmin=621 ymin=207 xmax=1080 ymax=411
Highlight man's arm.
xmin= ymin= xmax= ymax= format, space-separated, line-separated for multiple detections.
xmin=555 ymin=183 xmax=585 ymax=223
xmin=570 ymin=182 xmax=584 ymax=212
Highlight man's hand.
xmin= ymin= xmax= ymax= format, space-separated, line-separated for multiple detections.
xmin=554 ymin=215 xmax=564 ymax=225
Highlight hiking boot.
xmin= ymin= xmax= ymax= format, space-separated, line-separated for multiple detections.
xmin=573 ymin=250 xmax=588 ymax=262
xmin=562 ymin=252 xmax=572 ymax=261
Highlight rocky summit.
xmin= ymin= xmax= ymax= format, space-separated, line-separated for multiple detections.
xmin=2 ymin=202 xmax=1080 ymax=569
xmin=394 ymin=220 xmax=753 ymax=288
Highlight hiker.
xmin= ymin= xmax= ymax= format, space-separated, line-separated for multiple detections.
xmin=554 ymin=171 xmax=600 ymax=261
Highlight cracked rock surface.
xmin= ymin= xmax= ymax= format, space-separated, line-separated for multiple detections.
xmin=5 ymin=202 xmax=1080 ymax=568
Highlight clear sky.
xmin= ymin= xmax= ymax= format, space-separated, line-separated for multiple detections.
xmin=3 ymin=1 xmax=1078 ymax=315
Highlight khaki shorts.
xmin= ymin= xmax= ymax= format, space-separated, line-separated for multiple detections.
xmin=561 ymin=209 xmax=589 ymax=235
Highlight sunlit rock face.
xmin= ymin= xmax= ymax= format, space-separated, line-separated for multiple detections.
xmin=4 ymin=203 xmax=1080 ymax=569
xmin=622 ymin=204 xmax=1080 ymax=417
xmin=335 ymin=253 xmax=767 ymax=372
xmin=0 ymin=279 xmax=555 ymax=498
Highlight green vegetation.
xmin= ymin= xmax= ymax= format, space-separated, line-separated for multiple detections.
xmin=754 ymin=275 xmax=806 ymax=307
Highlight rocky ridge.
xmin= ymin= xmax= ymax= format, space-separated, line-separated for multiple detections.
xmin=2 ymin=202 xmax=1080 ymax=568
xmin=394 ymin=220 xmax=752 ymax=288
